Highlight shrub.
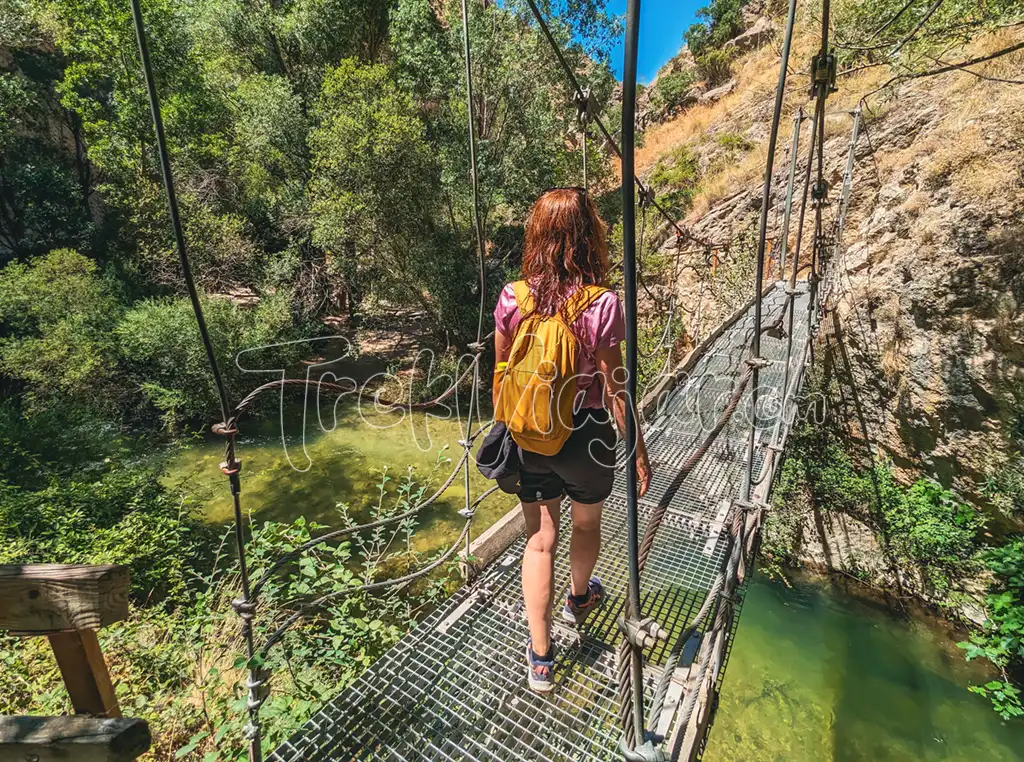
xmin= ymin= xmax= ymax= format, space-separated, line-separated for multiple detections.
xmin=833 ymin=0 xmax=1023 ymax=68
xmin=716 ymin=132 xmax=754 ymax=152
xmin=764 ymin=425 xmax=984 ymax=595
xmin=877 ymin=476 xmax=984 ymax=594
xmin=0 ymin=249 xmax=125 ymax=413
xmin=696 ymin=48 xmax=734 ymax=87
xmin=650 ymin=70 xmax=698 ymax=114
xmin=959 ymin=540 xmax=1024 ymax=719
xmin=649 ymin=144 xmax=702 ymax=217
xmin=0 ymin=462 xmax=213 ymax=607
xmin=116 ymin=292 xmax=315 ymax=430
xmin=0 ymin=462 xmax=459 ymax=759
xmin=983 ymin=453 xmax=1024 ymax=517
xmin=685 ymin=0 xmax=751 ymax=58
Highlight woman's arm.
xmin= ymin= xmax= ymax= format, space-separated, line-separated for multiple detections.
xmin=595 ymin=343 xmax=652 ymax=497
xmin=493 ymin=330 xmax=511 ymax=408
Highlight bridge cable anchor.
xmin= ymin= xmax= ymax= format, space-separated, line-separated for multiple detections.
xmin=619 ymin=617 xmax=669 ymax=649
xmin=619 ymin=736 xmax=668 ymax=762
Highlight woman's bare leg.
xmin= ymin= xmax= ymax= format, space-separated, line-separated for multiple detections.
xmin=569 ymin=500 xmax=603 ymax=596
xmin=521 ymin=498 xmax=561 ymax=656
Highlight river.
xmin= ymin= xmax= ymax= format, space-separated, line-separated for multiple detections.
xmin=706 ymin=572 xmax=1024 ymax=761
xmin=166 ymin=413 xmax=1023 ymax=761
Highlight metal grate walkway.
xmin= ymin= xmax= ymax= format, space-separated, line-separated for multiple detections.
xmin=271 ymin=282 xmax=810 ymax=762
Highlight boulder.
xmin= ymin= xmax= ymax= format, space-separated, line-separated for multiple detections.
xmin=698 ymin=79 xmax=737 ymax=104
xmin=724 ymin=17 xmax=773 ymax=53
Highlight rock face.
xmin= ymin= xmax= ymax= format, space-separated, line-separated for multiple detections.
xmin=724 ymin=17 xmax=773 ymax=53
xmin=645 ymin=34 xmax=1024 ymax=602
xmin=699 ymin=78 xmax=737 ymax=104
xmin=638 ymin=12 xmax=774 ymax=129
xmin=828 ymin=87 xmax=1024 ymax=508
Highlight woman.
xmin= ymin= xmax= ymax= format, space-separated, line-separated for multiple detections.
xmin=492 ymin=187 xmax=652 ymax=692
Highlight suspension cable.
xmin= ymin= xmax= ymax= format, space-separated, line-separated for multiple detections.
xmin=809 ymin=0 xmax=835 ymax=328
xmin=777 ymin=108 xmax=803 ymax=280
xmin=619 ymin=0 xmax=646 ymax=751
xmin=740 ymin=0 xmax=799 ymax=504
xmin=458 ymin=0 xmax=488 ymax=561
xmin=128 ymin=2 xmax=263 ymax=758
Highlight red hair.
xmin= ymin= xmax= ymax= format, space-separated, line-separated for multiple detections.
xmin=521 ymin=188 xmax=610 ymax=316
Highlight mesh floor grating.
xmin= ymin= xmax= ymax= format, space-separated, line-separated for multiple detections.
xmin=270 ymin=283 xmax=811 ymax=762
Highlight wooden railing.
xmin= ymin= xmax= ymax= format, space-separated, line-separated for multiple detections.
xmin=0 ymin=564 xmax=151 ymax=761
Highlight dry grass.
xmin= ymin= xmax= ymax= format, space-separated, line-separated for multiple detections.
xmin=690 ymin=142 xmax=770 ymax=218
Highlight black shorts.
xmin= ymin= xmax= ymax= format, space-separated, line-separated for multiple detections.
xmin=519 ymin=408 xmax=617 ymax=504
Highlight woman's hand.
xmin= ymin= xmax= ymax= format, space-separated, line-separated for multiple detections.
xmin=596 ymin=343 xmax=654 ymax=499
xmin=637 ymin=447 xmax=652 ymax=498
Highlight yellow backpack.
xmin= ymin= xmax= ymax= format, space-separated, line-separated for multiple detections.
xmin=494 ymin=280 xmax=608 ymax=456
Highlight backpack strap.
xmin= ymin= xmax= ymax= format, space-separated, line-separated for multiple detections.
xmin=562 ymin=284 xmax=609 ymax=325
xmin=512 ymin=280 xmax=608 ymax=325
xmin=512 ymin=280 xmax=534 ymax=316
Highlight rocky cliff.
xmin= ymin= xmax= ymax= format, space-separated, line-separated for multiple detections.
xmin=635 ymin=11 xmax=1024 ymax=607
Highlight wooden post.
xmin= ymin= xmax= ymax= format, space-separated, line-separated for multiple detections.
xmin=0 ymin=565 xmax=130 ymax=718
xmin=0 ymin=564 xmax=129 ymax=633
xmin=47 ymin=630 xmax=122 ymax=717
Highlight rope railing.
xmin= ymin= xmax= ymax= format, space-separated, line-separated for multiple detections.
xmin=651 ymin=1 xmax=850 ymax=756
xmin=127 ymin=3 xmax=267 ymax=756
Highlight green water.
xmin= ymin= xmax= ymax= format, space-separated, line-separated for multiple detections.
xmin=164 ymin=405 xmax=516 ymax=553
xmin=706 ymin=572 xmax=1024 ymax=761
xmin=167 ymin=415 xmax=1023 ymax=760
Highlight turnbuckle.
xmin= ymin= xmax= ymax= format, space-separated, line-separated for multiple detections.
xmin=809 ymin=52 xmax=837 ymax=97
xmin=812 ymin=178 xmax=830 ymax=203
xmin=638 ymin=185 xmax=656 ymax=210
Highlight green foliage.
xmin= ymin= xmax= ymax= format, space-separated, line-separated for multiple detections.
xmin=0 ymin=61 xmax=95 ymax=261
xmin=832 ymin=0 xmax=1023 ymax=68
xmin=636 ymin=306 xmax=687 ymax=396
xmin=0 ymin=459 xmax=458 ymax=759
xmin=766 ymin=425 xmax=984 ymax=595
xmin=0 ymin=463 xmax=213 ymax=607
xmin=649 ymin=69 xmax=697 ymax=114
xmin=649 ymin=144 xmax=702 ymax=217
xmin=716 ymin=131 xmax=753 ymax=152
xmin=116 ymin=292 xmax=313 ymax=429
xmin=696 ymin=47 xmax=734 ymax=87
xmin=878 ymin=478 xmax=984 ymax=593
xmin=983 ymin=453 xmax=1024 ymax=517
xmin=959 ymin=540 xmax=1024 ymax=719
xmin=0 ymin=249 xmax=124 ymax=411
xmin=685 ymin=0 xmax=750 ymax=58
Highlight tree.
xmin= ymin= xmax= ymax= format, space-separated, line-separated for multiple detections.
xmin=0 ymin=249 xmax=124 ymax=412
xmin=685 ymin=0 xmax=750 ymax=58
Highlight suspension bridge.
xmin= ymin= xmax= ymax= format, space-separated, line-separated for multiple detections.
xmin=269 ymin=280 xmax=811 ymax=762
xmin=0 ymin=0 xmax=874 ymax=758
xmin=163 ymin=0 xmax=863 ymax=755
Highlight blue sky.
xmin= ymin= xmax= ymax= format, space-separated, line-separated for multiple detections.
xmin=604 ymin=0 xmax=706 ymax=83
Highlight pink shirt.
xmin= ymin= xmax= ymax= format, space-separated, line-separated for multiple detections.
xmin=493 ymin=282 xmax=626 ymax=409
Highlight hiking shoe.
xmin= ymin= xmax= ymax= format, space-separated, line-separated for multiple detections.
xmin=525 ymin=640 xmax=555 ymax=693
xmin=561 ymin=577 xmax=605 ymax=625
